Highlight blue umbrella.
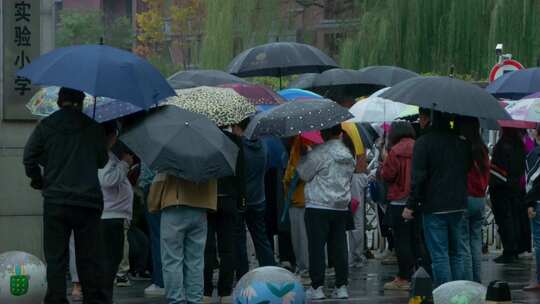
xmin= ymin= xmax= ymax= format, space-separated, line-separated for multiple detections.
xmin=486 ymin=68 xmax=540 ymax=100
xmin=277 ymin=88 xmax=323 ymax=101
xmin=17 ymin=44 xmax=175 ymax=109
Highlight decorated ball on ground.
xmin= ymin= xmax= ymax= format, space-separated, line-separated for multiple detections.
xmin=433 ymin=280 xmax=487 ymax=304
xmin=0 ymin=251 xmax=47 ymax=304
xmin=233 ymin=266 xmax=305 ymax=304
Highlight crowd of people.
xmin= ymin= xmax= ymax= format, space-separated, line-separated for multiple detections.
xmin=22 ymin=87 xmax=540 ymax=304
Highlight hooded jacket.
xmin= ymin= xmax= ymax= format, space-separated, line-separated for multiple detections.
xmin=407 ymin=130 xmax=471 ymax=214
xmin=297 ymin=139 xmax=355 ymax=210
xmin=525 ymin=146 xmax=540 ymax=208
xmin=242 ymin=138 xmax=267 ymax=206
xmin=23 ymin=108 xmax=109 ymax=210
xmin=381 ymin=138 xmax=414 ymax=201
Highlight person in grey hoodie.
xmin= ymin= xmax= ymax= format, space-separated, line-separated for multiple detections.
xmin=98 ymin=121 xmax=134 ymax=303
xmin=297 ymin=124 xmax=356 ymax=301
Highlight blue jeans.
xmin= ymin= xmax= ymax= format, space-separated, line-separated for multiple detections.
xmin=161 ymin=206 xmax=207 ymax=304
xmin=463 ymin=197 xmax=485 ymax=283
xmin=423 ymin=212 xmax=468 ymax=287
xmin=145 ymin=208 xmax=163 ymax=287
xmin=235 ymin=204 xmax=276 ymax=277
xmin=532 ymin=203 xmax=540 ymax=283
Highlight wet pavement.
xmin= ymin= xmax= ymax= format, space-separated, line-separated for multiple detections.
xmin=71 ymin=254 xmax=540 ymax=303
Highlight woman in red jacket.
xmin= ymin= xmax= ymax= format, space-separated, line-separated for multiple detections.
xmin=381 ymin=121 xmax=429 ymax=290
xmin=458 ymin=117 xmax=490 ymax=283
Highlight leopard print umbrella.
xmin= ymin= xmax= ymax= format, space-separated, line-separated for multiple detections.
xmin=164 ymin=86 xmax=256 ymax=127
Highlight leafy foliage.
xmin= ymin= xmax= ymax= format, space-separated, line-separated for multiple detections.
xmin=56 ymin=9 xmax=133 ymax=50
xmin=56 ymin=9 xmax=104 ymax=47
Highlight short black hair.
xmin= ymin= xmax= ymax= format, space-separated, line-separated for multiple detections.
xmin=321 ymin=124 xmax=342 ymax=142
xmin=57 ymin=87 xmax=85 ymax=107
xmin=388 ymin=121 xmax=415 ymax=148
xmin=236 ymin=117 xmax=251 ymax=131
xmin=419 ymin=107 xmax=431 ymax=117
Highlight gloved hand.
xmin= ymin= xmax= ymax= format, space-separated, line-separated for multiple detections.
xmin=30 ymin=178 xmax=44 ymax=190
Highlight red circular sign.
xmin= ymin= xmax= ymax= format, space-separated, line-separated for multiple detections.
xmin=489 ymin=59 xmax=524 ymax=82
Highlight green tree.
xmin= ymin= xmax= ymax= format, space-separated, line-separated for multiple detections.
xmin=56 ymin=9 xmax=104 ymax=47
xmin=56 ymin=9 xmax=134 ymax=50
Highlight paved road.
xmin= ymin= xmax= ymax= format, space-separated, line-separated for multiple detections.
xmin=69 ymin=255 xmax=540 ymax=303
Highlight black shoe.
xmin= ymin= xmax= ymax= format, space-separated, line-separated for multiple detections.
xmin=493 ymin=254 xmax=518 ymax=264
xmin=115 ymin=274 xmax=131 ymax=287
xmin=130 ymin=271 xmax=152 ymax=281
xmin=364 ymin=250 xmax=375 ymax=259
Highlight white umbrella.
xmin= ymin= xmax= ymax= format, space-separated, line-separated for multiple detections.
xmin=348 ymin=87 xmax=418 ymax=122
xmin=504 ymin=98 xmax=540 ymax=122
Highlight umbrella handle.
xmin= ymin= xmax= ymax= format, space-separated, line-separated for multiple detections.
xmin=93 ymin=96 xmax=97 ymax=119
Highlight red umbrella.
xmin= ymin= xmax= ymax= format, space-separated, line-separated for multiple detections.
xmin=220 ymin=83 xmax=285 ymax=107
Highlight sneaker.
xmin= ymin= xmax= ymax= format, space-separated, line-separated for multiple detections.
xmin=144 ymin=284 xmax=165 ymax=297
xmin=306 ymin=286 xmax=326 ymax=300
xmin=523 ymin=283 xmax=540 ymax=291
xmin=332 ymin=285 xmax=349 ymax=299
xmin=220 ymin=295 xmax=233 ymax=303
xmin=203 ymin=296 xmax=214 ymax=303
xmin=384 ymin=278 xmax=411 ymax=291
xmin=115 ymin=274 xmax=131 ymax=287
xmin=130 ymin=271 xmax=152 ymax=281
xmin=280 ymin=261 xmax=293 ymax=271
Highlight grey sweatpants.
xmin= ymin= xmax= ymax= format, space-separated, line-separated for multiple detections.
xmin=289 ymin=206 xmax=309 ymax=273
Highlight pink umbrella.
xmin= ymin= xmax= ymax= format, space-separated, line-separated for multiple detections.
xmin=300 ymin=131 xmax=324 ymax=145
xmin=220 ymin=83 xmax=285 ymax=106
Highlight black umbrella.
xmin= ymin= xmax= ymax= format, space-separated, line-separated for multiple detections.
xmin=289 ymin=68 xmax=382 ymax=99
xmin=358 ymin=65 xmax=419 ymax=87
xmin=289 ymin=73 xmax=318 ymax=89
xmin=120 ymin=105 xmax=238 ymax=183
xmin=380 ymin=76 xmax=511 ymax=120
xmin=356 ymin=122 xmax=379 ymax=148
xmin=245 ymin=99 xmax=352 ymax=139
xmin=227 ymin=42 xmax=338 ymax=78
xmin=167 ymin=69 xmax=248 ymax=89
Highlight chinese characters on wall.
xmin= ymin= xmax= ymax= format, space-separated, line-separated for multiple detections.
xmin=3 ymin=0 xmax=40 ymax=120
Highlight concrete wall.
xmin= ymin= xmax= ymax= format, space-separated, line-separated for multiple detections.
xmin=0 ymin=0 xmax=55 ymax=259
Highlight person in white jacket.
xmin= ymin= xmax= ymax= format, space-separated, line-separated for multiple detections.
xmin=99 ymin=121 xmax=134 ymax=303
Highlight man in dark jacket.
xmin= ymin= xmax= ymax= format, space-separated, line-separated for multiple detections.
xmin=204 ymin=130 xmax=241 ymax=302
xmin=490 ymin=128 xmax=530 ymax=264
xmin=23 ymin=87 xmax=109 ymax=304
xmin=402 ymin=111 xmax=471 ymax=287
xmin=232 ymin=118 xmax=276 ymax=278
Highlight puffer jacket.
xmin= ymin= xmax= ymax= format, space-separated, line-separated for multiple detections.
xmin=296 ymin=139 xmax=355 ymax=210
xmin=381 ymin=138 xmax=414 ymax=201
